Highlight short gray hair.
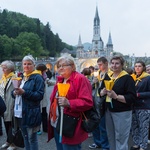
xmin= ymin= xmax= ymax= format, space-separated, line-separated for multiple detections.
xmin=146 ymin=64 xmax=150 ymax=68
xmin=56 ymin=55 xmax=76 ymax=71
xmin=1 ymin=60 xmax=15 ymax=72
xmin=22 ymin=55 xmax=35 ymax=65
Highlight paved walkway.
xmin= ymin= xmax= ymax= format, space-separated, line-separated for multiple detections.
xmin=1 ymin=130 xmax=150 ymax=150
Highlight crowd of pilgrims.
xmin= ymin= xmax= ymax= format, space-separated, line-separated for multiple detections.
xmin=0 ymin=55 xmax=150 ymax=150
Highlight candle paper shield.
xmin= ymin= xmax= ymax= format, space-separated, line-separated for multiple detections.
xmin=104 ymin=80 xmax=114 ymax=103
xmin=57 ymin=83 xmax=70 ymax=97
xmin=104 ymin=80 xmax=114 ymax=91
xmin=12 ymin=77 xmax=22 ymax=89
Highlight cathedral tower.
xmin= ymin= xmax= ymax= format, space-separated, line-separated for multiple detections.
xmin=92 ymin=6 xmax=104 ymax=56
xmin=76 ymin=34 xmax=84 ymax=58
xmin=106 ymin=32 xmax=113 ymax=60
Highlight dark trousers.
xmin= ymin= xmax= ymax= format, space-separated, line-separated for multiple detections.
xmin=92 ymin=116 xmax=109 ymax=149
xmin=42 ymin=107 xmax=48 ymax=132
xmin=4 ymin=121 xmax=12 ymax=143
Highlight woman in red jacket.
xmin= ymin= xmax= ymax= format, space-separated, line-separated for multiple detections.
xmin=48 ymin=55 xmax=93 ymax=150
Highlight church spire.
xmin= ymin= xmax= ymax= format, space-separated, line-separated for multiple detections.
xmin=77 ymin=34 xmax=83 ymax=49
xmin=76 ymin=34 xmax=84 ymax=58
xmin=94 ymin=6 xmax=100 ymax=26
xmin=106 ymin=32 xmax=113 ymax=47
xmin=92 ymin=6 xmax=103 ymax=56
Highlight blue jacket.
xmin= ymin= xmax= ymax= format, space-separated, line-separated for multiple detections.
xmin=134 ymin=76 xmax=150 ymax=109
xmin=21 ymin=74 xmax=45 ymax=128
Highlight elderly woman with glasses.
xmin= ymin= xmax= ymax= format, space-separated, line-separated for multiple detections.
xmin=48 ymin=55 xmax=93 ymax=150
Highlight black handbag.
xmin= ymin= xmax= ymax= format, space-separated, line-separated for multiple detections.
xmin=81 ymin=87 xmax=103 ymax=133
xmin=0 ymin=96 xmax=6 ymax=116
xmin=56 ymin=113 xmax=79 ymax=138
xmin=13 ymin=129 xmax=24 ymax=148
xmin=8 ymin=128 xmax=24 ymax=148
xmin=81 ymin=107 xmax=100 ymax=133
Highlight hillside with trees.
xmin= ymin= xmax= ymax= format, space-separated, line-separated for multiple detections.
xmin=0 ymin=9 xmax=74 ymax=61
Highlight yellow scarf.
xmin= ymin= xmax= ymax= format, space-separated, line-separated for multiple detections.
xmin=111 ymin=70 xmax=128 ymax=83
xmin=97 ymin=69 xmax=113 ymax=81
xmin=135 ymin=72 xmax=150 ymax=86
xmin=131 ymin=73 xmax=136 ymax=81
xmin=23 ymin=70 xmax=41 ymax=81
xmin=107 ymin=69 xmax=113 ymax=78
xmin=0 ymin=72 xmax=15 ymax=85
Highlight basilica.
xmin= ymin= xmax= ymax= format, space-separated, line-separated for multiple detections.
xmin=76 ymin=6 xmax=113 ymax=61
xmin=44 ymin=6 xmax=115 ymax=73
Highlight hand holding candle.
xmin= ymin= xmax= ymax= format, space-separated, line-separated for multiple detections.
xmin=104 ymin=80 xmax=114 ymax=107
xmin=57 ymin=83 xmax=70 ymax=97
xmin=93 ymin=71 xmax=99 ymax=77
xmin=104 ymin=80 xmax=114 ymax=91
xmin=57 ymin=83 xmax=70 ymax=107
xmin=12 ymin=77 xmax=22 ymax=89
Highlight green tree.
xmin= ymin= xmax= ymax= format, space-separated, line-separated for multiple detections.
xmin=15 ymin=32 xmax=43 ymax=57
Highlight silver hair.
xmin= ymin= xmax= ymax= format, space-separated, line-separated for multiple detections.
xmin=56 ymin=55 xmax=76 ymax=71
xmin=146 ymin=64 xmax=150 ymax=68
xmin=1 ymin=60 xmax=15 ymax=72
xmin=22 ymin=55 xmax=35 ymax=65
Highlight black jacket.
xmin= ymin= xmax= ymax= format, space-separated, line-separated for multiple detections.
xmin=99 ymin=73 xmax=136 ymax=112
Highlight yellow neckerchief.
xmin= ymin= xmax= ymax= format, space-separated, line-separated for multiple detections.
xmin=97 ymin=69 xmax=113 ymax=81
xmin=23 ymin=70 xmax=41 ymax=81
xmin=107 ymin=69 xmax=113 ymax=78
xmin=0 ymin=72 xmax=15 ymax=85
xmin=97 ymin=70 xmax=103 ymax=81
xmin=135 ymin=72 xmax=150 ymax=86
xmin=110 ymin=70 xmax=128 ymax=83
xmin=131 ymin=73 xmax=136 ymax=81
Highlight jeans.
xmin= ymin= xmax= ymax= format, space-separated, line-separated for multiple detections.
xmin=0 ymin=117 xmax=2 ymax=134
xmin=22 ymin=127 xmax=38 ymax=150
xmin=54 ymin=128 xmax=81 ymax=150
xmin=92 ymin=116 xmax=109 ymax=149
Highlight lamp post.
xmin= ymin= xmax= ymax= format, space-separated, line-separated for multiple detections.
xmin=131 ymin=53 xmax=135 ymax=68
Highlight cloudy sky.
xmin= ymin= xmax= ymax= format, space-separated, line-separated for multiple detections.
xmin=1 ymin=0 xmax=150 ymax=57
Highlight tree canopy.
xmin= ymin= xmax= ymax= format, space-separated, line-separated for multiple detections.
xmin=0 ymin=9 xmax=74 ymax=61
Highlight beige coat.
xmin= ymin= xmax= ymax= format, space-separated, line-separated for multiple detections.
xmin=3 ymin=75 xmax=16 ymax=121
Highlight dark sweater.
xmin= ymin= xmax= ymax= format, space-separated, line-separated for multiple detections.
xmin=100 ymin=73 xmax=136 ymax=112
xmin=134 ymin=76 xmax=150 ymax=110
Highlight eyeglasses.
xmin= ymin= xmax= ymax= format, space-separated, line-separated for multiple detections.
xmin=57 ymin=64 xmax=72 ymax=69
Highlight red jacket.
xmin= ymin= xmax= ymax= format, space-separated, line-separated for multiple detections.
xmin=48 ymin=71 xmax=93 ymax=144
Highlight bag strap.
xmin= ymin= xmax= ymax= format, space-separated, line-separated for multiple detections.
xmin=81 ymin=112 xmax=88 ymax=121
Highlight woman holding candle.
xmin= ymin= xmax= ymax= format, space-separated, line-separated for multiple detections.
xmin=12 ymin=55 xmax=45 ymax=150
xmin=100 ymin=55 xmax=136 ymax=150
xmin=48 ymin=55 xmax=93 ymax=150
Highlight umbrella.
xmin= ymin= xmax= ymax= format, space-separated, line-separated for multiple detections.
xmin=57 ymin=83 xmax=70 ymax=143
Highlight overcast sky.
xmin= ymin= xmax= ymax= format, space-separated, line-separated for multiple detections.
xmin=1 ymin=0 xmax=150 ymax=57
